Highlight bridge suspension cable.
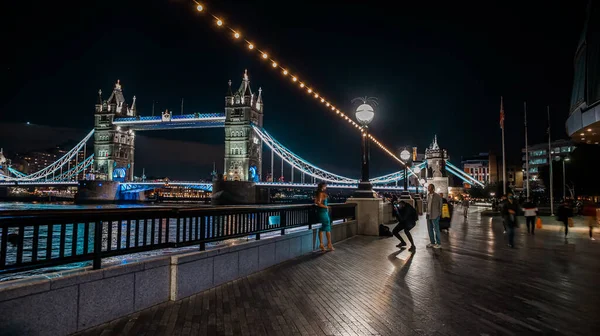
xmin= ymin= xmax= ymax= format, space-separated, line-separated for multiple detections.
xmin=255 ymin=125 xmax=419 ymax=185
xmin=189 ymin=1 xmax=420 ymax=182
xmin=1 ymin=130 xmax=95 ymax=182
xmin=51 ymin=155 xmax=94 ymax=182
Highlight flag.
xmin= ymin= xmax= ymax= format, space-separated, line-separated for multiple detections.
xmin=499 ymin=96 xmax=505 ymax=129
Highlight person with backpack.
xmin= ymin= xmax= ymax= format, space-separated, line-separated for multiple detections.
xmin=392 ymin=200 xmax=417 ymax=252
xmin=439 ymin=197 xmax=453 ymax=232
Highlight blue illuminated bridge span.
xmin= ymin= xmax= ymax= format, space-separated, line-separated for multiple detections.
xmin=0 ymin=120 xmax=484 ymax=190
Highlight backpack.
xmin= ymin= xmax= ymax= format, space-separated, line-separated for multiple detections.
xmin=441 ymin=203 xmax=451 ymax=219
xmin=379 ymin=224 xmax=393 ymax=237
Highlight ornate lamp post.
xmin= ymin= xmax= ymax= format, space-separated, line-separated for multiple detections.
xmin=352 ymin=97 xmax=377 ymax=198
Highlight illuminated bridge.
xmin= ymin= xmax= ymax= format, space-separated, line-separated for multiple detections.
xmin=1 ymin=75 xmax=484 ymax=199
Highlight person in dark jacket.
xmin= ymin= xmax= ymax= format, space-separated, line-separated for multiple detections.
xmin=557 ymin=201 xmax=573 ymax=238
xmin=392 ymin=201 xmax=417 ymax=252
xmin=501 ymin=193 xmax=519 ymax=248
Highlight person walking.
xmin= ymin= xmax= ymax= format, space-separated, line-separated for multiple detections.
xmin=392 ymin=200 xmax=417 ymax=252
xmin=426 ymin=184 xmax=443 ymax=249
xmin=499 ymin=195 xmax=508 ymax=234
xmin=582 ymin=201 xmax=598 ymax=240
xmin=502 ymin=192 xmax=519 ymax=248
xmin=314 ymin=182 xmax=333 ymax=251
xmin=462 ymin=197 xmax=469 ymax=219
xmin=522 ymin=199 xmax=538 ymax=235
xmin=557 ymin=200 xmax=573 ymax=239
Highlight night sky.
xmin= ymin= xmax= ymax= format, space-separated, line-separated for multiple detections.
xmin=2 ymin=0 xmax=589 ymax=180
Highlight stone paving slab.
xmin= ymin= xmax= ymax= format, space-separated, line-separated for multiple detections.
xmin=74 ymin=208 xmax=600 ymax=335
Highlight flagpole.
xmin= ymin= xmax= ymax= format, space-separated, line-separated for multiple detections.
xmin=548 ymin=106 xmax=554 ymax=216
xmin=524 ymin=102 xmax=530 ymax=199
xmin=501 ymin=97 xmax=507 ymax=195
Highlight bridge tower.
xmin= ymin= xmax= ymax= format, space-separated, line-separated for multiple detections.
xmin=93 ymin=80 xmax=136 ymax=181
xmin=224 ymin=70 xmax=264 ymax=181
xmin=425 ymin=135 xmax=449 ymax=197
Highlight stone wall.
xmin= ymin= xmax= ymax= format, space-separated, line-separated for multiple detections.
xmin=0 ymin=220 xmax=357 ymax=336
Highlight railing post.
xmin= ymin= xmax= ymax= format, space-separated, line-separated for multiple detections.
xmin=93 ymin=221 xmax=102 ymax=270
xmin=199 ymin=216 xmax=206 ymax=251
xmin=280 ymin=210 xmax=286 ymax=235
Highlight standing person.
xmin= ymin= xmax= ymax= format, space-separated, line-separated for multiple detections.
xmin=392 ymin=201 xmax=417 ymax=252
xmin=502 ymin=192 xmax=519 ymax=248
xmin=315 ymin=182 xmax=333 ymax=251
xmin=426 ymin=184 xmax=443 ymax=249
xmin=557 ymin=200 xmax=573 ymax=239
xmin=462 ymin=197 xmax=470 ymax=218
xmin=523 ymin=199 xmax=538 ymax=235
xmin=582 ymin=201 xmax=597 ymax=240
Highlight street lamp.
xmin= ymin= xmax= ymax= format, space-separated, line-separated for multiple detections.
xmin=352 ymin=97 xmax=377 ymax=198
xmin=400 ymin=149 xmax=411 ymax=191
xmin=554 ymin=155 xmax=570 ymax=201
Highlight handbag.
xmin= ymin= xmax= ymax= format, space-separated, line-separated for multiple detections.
xmin=536 ymin=217 xmax=543 ymax=229
xmin=568 ymin=218 xmax=574 ymax=227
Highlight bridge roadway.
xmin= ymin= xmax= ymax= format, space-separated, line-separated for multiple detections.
xmin=75 ymin=209 xmax=600 ymax=336
xmin=0 ymin=181 xmax=419 ymax=192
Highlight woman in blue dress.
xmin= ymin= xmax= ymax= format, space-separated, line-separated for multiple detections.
xmin=315 ymin=182 xmax=334 ymax=251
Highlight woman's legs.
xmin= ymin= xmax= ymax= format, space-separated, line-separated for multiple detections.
xmin=563 ymin=220 xmax=569 ymax=237
xmin=318 ymin=231 xmax=325 ymax=251
xmin=326 ymin=232 xmax=334 ymax=250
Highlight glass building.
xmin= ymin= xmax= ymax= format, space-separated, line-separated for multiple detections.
xmin=566 ymin=1 xmax=600 ymax=145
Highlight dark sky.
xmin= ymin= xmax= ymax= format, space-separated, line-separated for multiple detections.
xmin=2 ymin=0 xmax=589 ymax=180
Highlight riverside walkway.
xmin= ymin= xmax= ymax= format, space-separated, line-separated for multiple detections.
xmin=76 ymin=208 xmax=600 ymax=336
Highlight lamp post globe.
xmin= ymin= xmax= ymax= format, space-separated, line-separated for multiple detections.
xmin=355 ymin=103 xmax=375 ymax=126
xmin=352 ymin=97 xmax=378 ymax=198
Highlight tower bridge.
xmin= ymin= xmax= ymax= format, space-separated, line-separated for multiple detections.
xmin=1 ymin=71 xmax=484 ymax=202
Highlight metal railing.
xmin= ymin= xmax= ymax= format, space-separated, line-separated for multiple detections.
xmin=0 ymin=204 xmax=356 ymax=274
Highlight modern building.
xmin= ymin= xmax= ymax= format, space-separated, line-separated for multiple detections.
xmin=566 ymin=1 xmax=600 ymax=145
xmin=460 ymin=152 xmax=523 ymax=190
xmin=522 ymin=139 xmax=576 ymax=186
xmin=12 ymin=147 xmax=86 ymax=178
xmin=461 ymin=153 xmax=494 ymax=185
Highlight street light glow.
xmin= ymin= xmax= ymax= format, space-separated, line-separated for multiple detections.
xmin=196 ymin=5 xmax=203 ymax=12
xmin=216 ymin=19 xmax=223 ymax=26
xmin=248 ymin=43 xmax=254 ymax=49
xmin=234 ymin=32 xmax=240 ymax=39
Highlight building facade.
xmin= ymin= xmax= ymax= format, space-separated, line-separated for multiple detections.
xmin=462 ymin=153 xmax=493 ymax=185
xmin=566 ymin=1 xmax=600 ymax=145
xmin=93 ymin=80 xmax=136 ymax=181
xmin=224 ymin=70 xmax=264 ymax=182
xmin=522 ymin=139 xmax=576 ymax=186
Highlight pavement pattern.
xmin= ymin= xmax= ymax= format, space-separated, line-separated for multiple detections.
xmin=75 ymin=208 xmax=600 ymax=336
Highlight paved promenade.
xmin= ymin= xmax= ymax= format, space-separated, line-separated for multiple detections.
xmin=76 ymin=208 xmax=600 ymax=336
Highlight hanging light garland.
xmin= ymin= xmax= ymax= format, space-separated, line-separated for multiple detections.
xmin=192 ymin=1 xmax=415 ymax=172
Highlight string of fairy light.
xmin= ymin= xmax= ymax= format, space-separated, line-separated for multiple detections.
xmin=192 ymin=1 xmax=417 ymax=174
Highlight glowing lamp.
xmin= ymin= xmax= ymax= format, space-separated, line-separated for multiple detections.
xmin=234 ymin=32 xmax=240 ymax=39
xmin=355 ymin=103 xmax=375 ymax=126
xmin=216 ymin=19 xmax=223 ymax=26
xmin=196 ymin=5 xmax=203 ymax=12
xmin=272 ymin=62 xmax=277 ymax=67
xmin=248 ymin=43 xmax=254 ymax=49
xmin=262 ymin=53 xmax=268 ymax=59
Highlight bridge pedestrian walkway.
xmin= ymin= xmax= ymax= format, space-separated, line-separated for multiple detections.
xmin=76 ymin=208 xmax=600 ymax=336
